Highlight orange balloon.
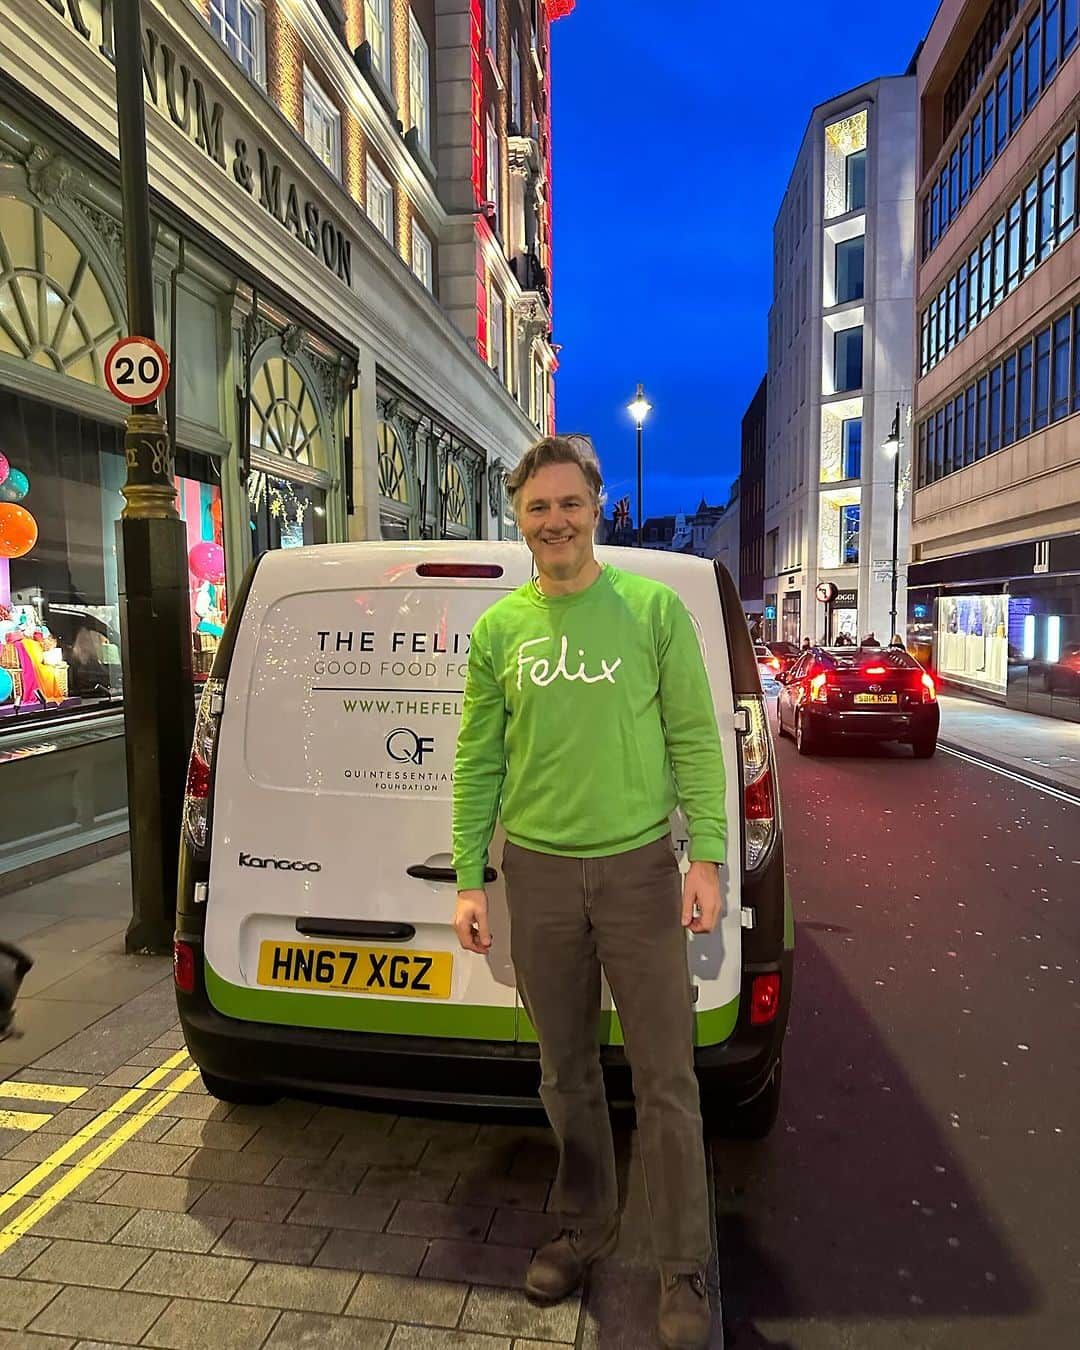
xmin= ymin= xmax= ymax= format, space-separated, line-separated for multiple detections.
xmin=0 ymin=503 xmax=38 ymax=559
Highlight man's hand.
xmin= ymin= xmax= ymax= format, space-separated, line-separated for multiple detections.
xmin=681 ymin=861 xmax=724 ymax=934
xmin=454 ymin=889 xmax=493 ymax=954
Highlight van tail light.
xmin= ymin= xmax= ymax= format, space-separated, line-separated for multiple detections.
xmin=921 ymin=672 xmax=937 ymax=702
xmin=750 ymin=973 xmax=781 ymax=1025
xmin=739 ymin=696 xmax=777 ymax=871
xmin=173 ymin=940 xmax=195 ymax=994
xmin=809 ymin=672 xmax=830 ymax=703
xmin=415 ymin=563 xmax=504 ymax=578
xmin=183 ymin=677 xmax=224 ymax=857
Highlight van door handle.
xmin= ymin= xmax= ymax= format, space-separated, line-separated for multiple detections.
xmin=407 ymin=864 xmax=498 ymax=884
xmin=295 ymin=918 xmax=416 ymax=941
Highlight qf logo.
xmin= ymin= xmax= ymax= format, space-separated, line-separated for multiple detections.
xmin=386 ymin=727 xmax=435 ymax=765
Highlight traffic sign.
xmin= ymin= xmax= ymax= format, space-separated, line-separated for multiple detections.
xmin=815 ymin=581 xmax=837 ymax=604
xmin=104 ymin=336 xmax=170 ymax=406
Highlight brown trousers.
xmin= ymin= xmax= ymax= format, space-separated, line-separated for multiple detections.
xmin=501 ymin=834 xmax=711 ymax=1271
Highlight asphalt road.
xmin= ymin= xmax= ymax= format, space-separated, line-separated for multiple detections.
xmin=716 ymin=710 xmax=1080 ymax=1349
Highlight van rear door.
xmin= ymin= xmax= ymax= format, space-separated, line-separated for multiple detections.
xmin=204 ymin=542 xmax=529 ymax=1041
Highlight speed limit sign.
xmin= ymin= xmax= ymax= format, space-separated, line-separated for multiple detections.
xmin=104 ymin=336 xmax=171 ymax=406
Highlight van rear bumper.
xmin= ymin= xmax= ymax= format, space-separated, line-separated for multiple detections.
xmin=176 ymin=949 xmax=791 ymax=1112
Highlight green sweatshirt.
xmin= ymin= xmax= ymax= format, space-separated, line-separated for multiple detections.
xmin=452 ymin=564 xmax=728 ymax=890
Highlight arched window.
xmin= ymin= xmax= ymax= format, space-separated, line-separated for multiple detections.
xmin=442 ymin=460 xmax=469 ymax=534
xmin=377 ymin=416 xmax=417 ymax=540
xmin=0 ymin=198 xmax=122 ymax=387
xmin=247 ymin=346 xmax=331 ymax=552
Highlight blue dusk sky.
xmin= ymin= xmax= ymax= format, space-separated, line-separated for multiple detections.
xmin=549 ymin=0 xmax=937 ymax=521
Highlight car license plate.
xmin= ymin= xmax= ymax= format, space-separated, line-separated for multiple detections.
xmin=854 ymin=693 xmax=897 ymax=705
xmin=256 ymin=942 xmax=452 ymax=999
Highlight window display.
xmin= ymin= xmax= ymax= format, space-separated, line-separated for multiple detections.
xmin=936 ymin=593 xmax=1008 ymax=694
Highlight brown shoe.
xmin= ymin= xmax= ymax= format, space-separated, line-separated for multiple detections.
xmin=524 ymin=1220 xmax=619 ymax=1303
xmin=658 ymin=1269 xmax=711 ymax=1349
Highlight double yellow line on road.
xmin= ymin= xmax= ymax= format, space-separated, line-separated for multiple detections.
xmin=0 ymin=1048 xmax=200 ymax=1256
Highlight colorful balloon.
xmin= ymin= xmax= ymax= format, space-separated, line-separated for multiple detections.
xmin=0 ymin=454 xmax=8 ymax=485
xmin=0 ymin=667 xmax=12 ymax=703
xmin=189 ymin=540 xmax=226 ymax=585
xmin=0 ymin=503 xmax=37 ymax=559
xmin=0 ymin=469 xmax=28 ymax=502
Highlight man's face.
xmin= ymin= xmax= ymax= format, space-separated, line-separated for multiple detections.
xmin=518 ymin=461 xmax=600 ymax=580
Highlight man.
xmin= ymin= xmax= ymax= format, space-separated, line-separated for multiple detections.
xmin=452 ymin=435 xmax=726 ymax=1350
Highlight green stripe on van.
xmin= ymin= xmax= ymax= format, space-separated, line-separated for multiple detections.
xmin=204 ymin=963 xmax=517 ymax=1040
xmin=518 ymin=997 xmax=738 ymax=1047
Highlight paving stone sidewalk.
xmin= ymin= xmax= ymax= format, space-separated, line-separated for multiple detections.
xmin=938 ymin=691 xmax=1080 ymax=794
xmin=0 ymin=859 xmax=723 ymax=1349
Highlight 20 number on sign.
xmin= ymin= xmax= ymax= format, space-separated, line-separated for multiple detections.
xmin=104 ymin=336 xmax=171 ymax=406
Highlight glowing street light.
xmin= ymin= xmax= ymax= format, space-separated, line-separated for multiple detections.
xmin=627 ymin=383 xmax=651 ymax=546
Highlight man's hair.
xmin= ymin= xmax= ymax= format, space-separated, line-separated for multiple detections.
xmin=506 ymin=435 xmax=605 ymax=517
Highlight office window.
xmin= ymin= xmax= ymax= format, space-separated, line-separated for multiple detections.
xmin=1002 ymin=352 xmax=1017 ymax=446
xmin=1006 ymin=197 xmax=1022 ymax=290
xmin=964 ymin=385 xmax=976 ymax=464
xmin=365 ymin=0 xmax=390 ymax=76
xmin=1058 ymin=132 xmax=1077 ymax=241
xmin=1052 ymin=314 xmax=1071 ymax=420
xmin=511 ymin=34 xmax=523 ymax=131
xmin=1017 ymin=340 xmax=1033 ymax=436
xmin=976 ymin=375 xmax=989 ymax=457
xmin=834 ymin=327 xmax=862 ymax=393
xmin=408 ymin=11 xmax=431 ymax=153
xmin=835 ymin=237 xmax=864 ymax=304
xmin=1045 ymin=0 xmax=1060 ymax=84
xmin=366 ymin=157 xmax=394 ymax=244
xmin=1009 ymin=38 xmax=1024 ymax=131
xmin=988 ymin=365 xmax=1002 ymax=453
xmin=1074 ymin=306 xmax=1080 ymax=413
xmin=1039 ymin=153 xmax=1057 ymax=260
xmin=983 ymin=90 xmax=996 ymax=171
xmin=210 ymin=0 xmax=265 ymax=83
xmin=1022 ymin=176 xmax=1038 ymax=277
xmin=1026 ymin=11 xmax=1042 ymax=111
xmin=845 ymin=150 xmax=866 ymax=212
xmin=841 ymin=506 xmax=860 ymax=565
xmin=411 ymin=224 xmax=433 ymax=292
xmin=485 ymin=110 xmax=500 ymax=227
xmin=489 ymin=286 xmax=506 ymax=384
xmin=1066 ymin=0 xmax=1080 ymax=58
xmin=485 ymin=0 xmax=497 ymax=52
xmin=971 ymin=110 xmax=983 ymax=190
xmin=992 ymin=215 xmax=1007 ymax=306
xmin=1034 ymin=325 xmax=1051 ymax=428
xmin=841 ymin=419 xmax=862 ymax=479
xmin=302 ymin=71 xmax=341 ymax=178
xmin=960 ymin=131 xmax=971 ymax=202
xmin=953 ymin=392 xmax=966 ymax=466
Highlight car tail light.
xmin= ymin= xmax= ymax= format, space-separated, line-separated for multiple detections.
xmin=750 ymin=973 xmax=781 ymax=1025
xmin=740 ymin=696 xmax=777 ymax=871
xmin=921 ymin=672 xmax=937 ymax=702
xmin=810 ymin=672 xmax=829 ymax=702
xmin=183 ymin=677 xmax=224 ymax=856
xmin=173 ymin=940 xmax=195 ymax=994
xmin=864 ymin=666 xmax=887 ymax=675
xmin=768 ymin=656 xmax=781 ymax=670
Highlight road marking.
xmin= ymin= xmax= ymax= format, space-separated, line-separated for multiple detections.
xmin=0 ymin=1111 xmax=53 ymax=1132
xmin=0 ymin=1082 xmax=88 ymax=1104
xmin=0 ymin=1066 xmax=200 ymax=1254
xmin=940 ymin=745 xmax=1080 ymax=807
xmin=0 ymin=1046 xmax=192 ymax=1226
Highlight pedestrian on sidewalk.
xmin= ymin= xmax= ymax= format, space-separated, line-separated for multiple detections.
xmin=452 ymin=434 xmax=725 ymax=1350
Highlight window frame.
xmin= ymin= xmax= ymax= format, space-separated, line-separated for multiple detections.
xmin=845 ymin=149 xmax=867 ymax=214
xmin=489 ymin=285 xmax=506 ymax=386
xmin=366 ymin=155 xmax=395 ymax=245
xmin=411 ymin=223 xmax=433 ymax=292
xmin=210 ymin=0 xmax=266 ymax=85
xmin=833 ymin=326 xmax=863 ymax=394
xmin=485 ymin=0 xmax=498 ymax=54
xmin=302 ymin=68 xmax=342 ymax=179
xmin=835 ymin=236 xmax=865 ymax=305
xmin=364 ymin=0 xmax=391 ymax=78
xmin=408 ymin=9 xmax=432 ymax=155
xmin=485 ymin=108 xmax=500 ymax=226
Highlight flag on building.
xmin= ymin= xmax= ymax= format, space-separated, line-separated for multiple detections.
xmin=613 ymin=496 xmax=631 ymax=530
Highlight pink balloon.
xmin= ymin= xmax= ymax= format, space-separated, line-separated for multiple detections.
xmin=189 ymin=540 xmax=226 ymax=585
xmin=0 ymin=454 xmax=9 ymax=486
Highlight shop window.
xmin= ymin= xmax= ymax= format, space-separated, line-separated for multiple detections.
xmin=441 ymin=460 xmax=470 ymax=537
xmin=247 ymin=352 xmax=329 ymax=554
xmin=210 ymin=0 xmax=266 ymax=85
xmin=377 ymin=419 xmax=414 ymax=540
xmin=0 ymin=199 xmax=122 ymax=387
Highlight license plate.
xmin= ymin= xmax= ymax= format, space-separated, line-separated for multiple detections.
xmin=256 ymin=942 xmax=452 ymax=999
xmin=854 ymin=693 xmax=898 ymax=705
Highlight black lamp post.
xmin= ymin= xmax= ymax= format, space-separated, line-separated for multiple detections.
xmin=627 ymin=383 xmax=651 ymax=547
xmin=882 ymin=401 xmax=902 ymax=639
xmin=113 ymin=0 xmax=196 ymax=953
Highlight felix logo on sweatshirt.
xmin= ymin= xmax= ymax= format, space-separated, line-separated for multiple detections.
xmin=515 ymin=636 xmax=622 ymax=690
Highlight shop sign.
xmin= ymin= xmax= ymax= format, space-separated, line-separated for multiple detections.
xmin=41 ymin=1 xmax=353 ymax=287
xmin=833 ymin=589 xmax=858 ymax=608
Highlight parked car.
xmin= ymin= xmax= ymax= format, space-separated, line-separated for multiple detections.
xmin=755 ymin=644 xmax=783 ymax=682
xmin=174 ymin=544 xmax=793 ymax=1137
xmin=764 ymin=641 xmax=800 ymax=676
xmin=776 ymin=644 xmax=940 ymax=757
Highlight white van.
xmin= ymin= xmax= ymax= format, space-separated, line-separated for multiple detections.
xmin=175 ymin=542 xmax=793 ymax=1136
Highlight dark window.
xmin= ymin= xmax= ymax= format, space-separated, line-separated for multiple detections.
xmin=1052 ymin=314 xmax=1071 ymax=420
xmin=965 ymin=385 xmax=977 ymax=464
xmin=971 ymin=111 xmax=984 ymax=189
xmin=996 ymin=67 xmax=1010 ymax=150
xmin=1058 ymin=132 xmax=1077 ymax=240
xmin=925 ymin=416 xmax=936 ymax=484
xmin=984 ymin=91 xmax=996 ymax=170
xmin=935 ymin=408 xmax=945 ymax=478
xmin=949 ymin=148 xmax=960 ymax=217
xmin=942 ymin=400 xmax=954 ymax=476
xmin=930 ymin=182 xmax=940 ymax=248
xmin=1010 ymin=38 xmax=1025 ymax=130
xmin=846 ymin=150 xmax=866 ymax=212
xmin=960 ymin=131 xmax=971 ymax=202
xmin=1034 ymin=325 xmax=1051 ymax=429
xmin=841 ymin=505 xmax=860 ymax=565
xmin=834 ymin=327 xmax=863 ymax=392
xmin=1066 ymin=0 xmax=1079 ymax=58
xmin=988 ymin=364 xmax=1002 ymax=452
xmin=917 ymin=419 xmax=928 ymax=488
xmin=1025 ymin=13 xmax=1042 ymax=110
xmin=957 ymin=266 xmax=970 ymax=340
xmin=835 ymin=237 xmax=865 ymax=304
xmin=842 ymin=418 xmax=862 ymax=479
xmin=1017 ymin=340 xmax=1033 ymax=436
xmin=976 ymin=374 xmax=989 ymax=457
xmin=1002 ymin=352 xmax=1017 ymax=445
xmin=1045 ymin=0 xmax=1060 ymax=83
xmin=1074 ymin=306 xmax=1080 ymax=413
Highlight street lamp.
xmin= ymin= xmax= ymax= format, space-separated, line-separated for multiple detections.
xmin=627 ymin=383 xmax=651 ymax=547
xmin=882 ymin=401 xmax=902 ymax=640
